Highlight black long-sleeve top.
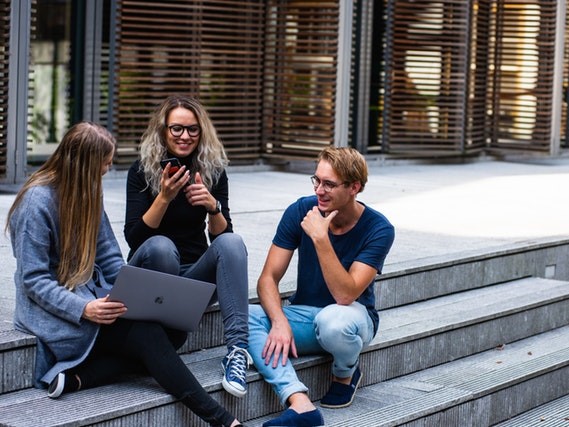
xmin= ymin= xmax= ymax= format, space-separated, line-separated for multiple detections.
xmin=124 ymin=158 xmax=233 ymax=264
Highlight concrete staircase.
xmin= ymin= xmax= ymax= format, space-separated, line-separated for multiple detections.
xmin=1 ymin=238 xmax=568 ymax=426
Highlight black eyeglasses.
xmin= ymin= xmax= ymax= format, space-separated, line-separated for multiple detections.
xmin=167 ymin=124 xmax=201 ymax=138
xmin=310 ymin=175 xmax=347 ymax=192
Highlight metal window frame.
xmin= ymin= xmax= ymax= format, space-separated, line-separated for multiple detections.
xmin=82 ymin=0 xmax=105 ymax=123
xmin=6 ymin=0 xmax=31 ymax=184
xmin=334 ymin=0 xmax=353 ymax=148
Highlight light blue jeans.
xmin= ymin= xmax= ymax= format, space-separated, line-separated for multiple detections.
xmin=248 ymin=302 xmax=375 ymax=406
xmin=129 ymin=234 xmax=249 ymax=349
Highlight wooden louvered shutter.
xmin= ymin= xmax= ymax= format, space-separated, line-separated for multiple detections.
xmin=0 ymin=0 xmax=9 ymax=178
xmin=487 ymin=1 xmax=557 ymax=152
xmin=382 ymin=0 xmax=473 ymax=155
xmin=263 ymin=0 xmax=339 ymax=160
xmin=113 ymin=0 xmax=265 ymax=166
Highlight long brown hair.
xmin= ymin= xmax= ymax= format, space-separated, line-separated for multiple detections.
xmin=6 ymin=122 xmax=116 ymax=290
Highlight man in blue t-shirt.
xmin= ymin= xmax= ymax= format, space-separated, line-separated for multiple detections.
xmin=249 ymin=147 xmax=395 ymax=427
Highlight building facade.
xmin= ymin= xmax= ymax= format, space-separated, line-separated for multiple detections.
xmin=1 ymin=0 xmax=568 ymax=184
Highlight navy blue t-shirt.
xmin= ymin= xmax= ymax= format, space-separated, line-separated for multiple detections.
xmin=273 ymin=195 xmax=395 ymax=334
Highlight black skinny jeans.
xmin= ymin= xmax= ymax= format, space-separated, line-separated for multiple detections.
xmin=70 ymin=319 xmax=235 ymax=427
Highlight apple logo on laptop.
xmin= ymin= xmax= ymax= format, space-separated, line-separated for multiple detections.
xmin=154 ymin=296 xmax=164 ymax=304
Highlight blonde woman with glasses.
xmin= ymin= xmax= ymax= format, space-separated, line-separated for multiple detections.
xmin=124 ymin=95 xmax=251 ymax=399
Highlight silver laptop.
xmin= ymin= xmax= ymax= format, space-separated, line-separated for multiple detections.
xmin=96 ymin=265 xmax=216 ymax=332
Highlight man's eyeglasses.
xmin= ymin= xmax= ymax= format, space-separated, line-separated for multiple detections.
xmin=167 ymin=124 xmax=201 ymax=138
xmin=310 ymin=175 xmax=346 ymax=192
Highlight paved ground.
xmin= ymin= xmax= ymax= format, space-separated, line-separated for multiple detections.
xmin=2 ymin=157 xmax=569 ymax=329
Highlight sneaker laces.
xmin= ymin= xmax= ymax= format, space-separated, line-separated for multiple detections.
xmin=225 ymin=346 xmax=252 ymax=382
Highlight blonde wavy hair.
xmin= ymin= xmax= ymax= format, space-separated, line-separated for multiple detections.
xmin=139 ymin=95 xmax=228 ymax=195
xmin=6 ymin=122 xmax=116 ymax=290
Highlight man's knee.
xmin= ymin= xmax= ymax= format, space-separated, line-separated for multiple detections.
xmin=314 ymin=304 xmax=365 ymax=344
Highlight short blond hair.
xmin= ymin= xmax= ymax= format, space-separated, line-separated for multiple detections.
xmin=317 ymin=147 xmax=367 ymax=193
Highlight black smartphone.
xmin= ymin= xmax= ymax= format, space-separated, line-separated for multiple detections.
xmin=160 ymin=158 xmax=182 ymax=177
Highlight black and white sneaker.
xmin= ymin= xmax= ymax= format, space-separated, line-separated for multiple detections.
xmin=47 ymin=372 xmax=65 ymax=399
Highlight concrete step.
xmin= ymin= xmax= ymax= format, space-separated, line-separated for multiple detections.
xmin=493 ymin=393 xmax=569 ymax=426
xmin=376 ymin=238 xmax=569 ymax=310
xmin=0 ymin=329 xmax=35 ymax=394
xmin=358 ymin=276 xmax=569 ymax=382
xmin=1 ymin=238 xmax=567 ymax=394
xmin=250 ymin=326 xmax=569 ymax=427
xmin=0 ymin=346 xmax=235 ymax=427
xmin=0 ymin=276 xmax=568 ymax=426
xmin=1 ymin=238 xmax=567 ymax=395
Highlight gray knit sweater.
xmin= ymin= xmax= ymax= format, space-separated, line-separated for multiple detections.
xmin=9 ymin=185 xmax=125 ymax=387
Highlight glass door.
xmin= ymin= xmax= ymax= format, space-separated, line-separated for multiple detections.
xmin=28 ymin=0 xmax=73 ymax=163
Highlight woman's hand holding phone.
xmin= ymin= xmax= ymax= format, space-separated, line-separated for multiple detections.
xmin=159 ymin=158 xmax=190 ymax=202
